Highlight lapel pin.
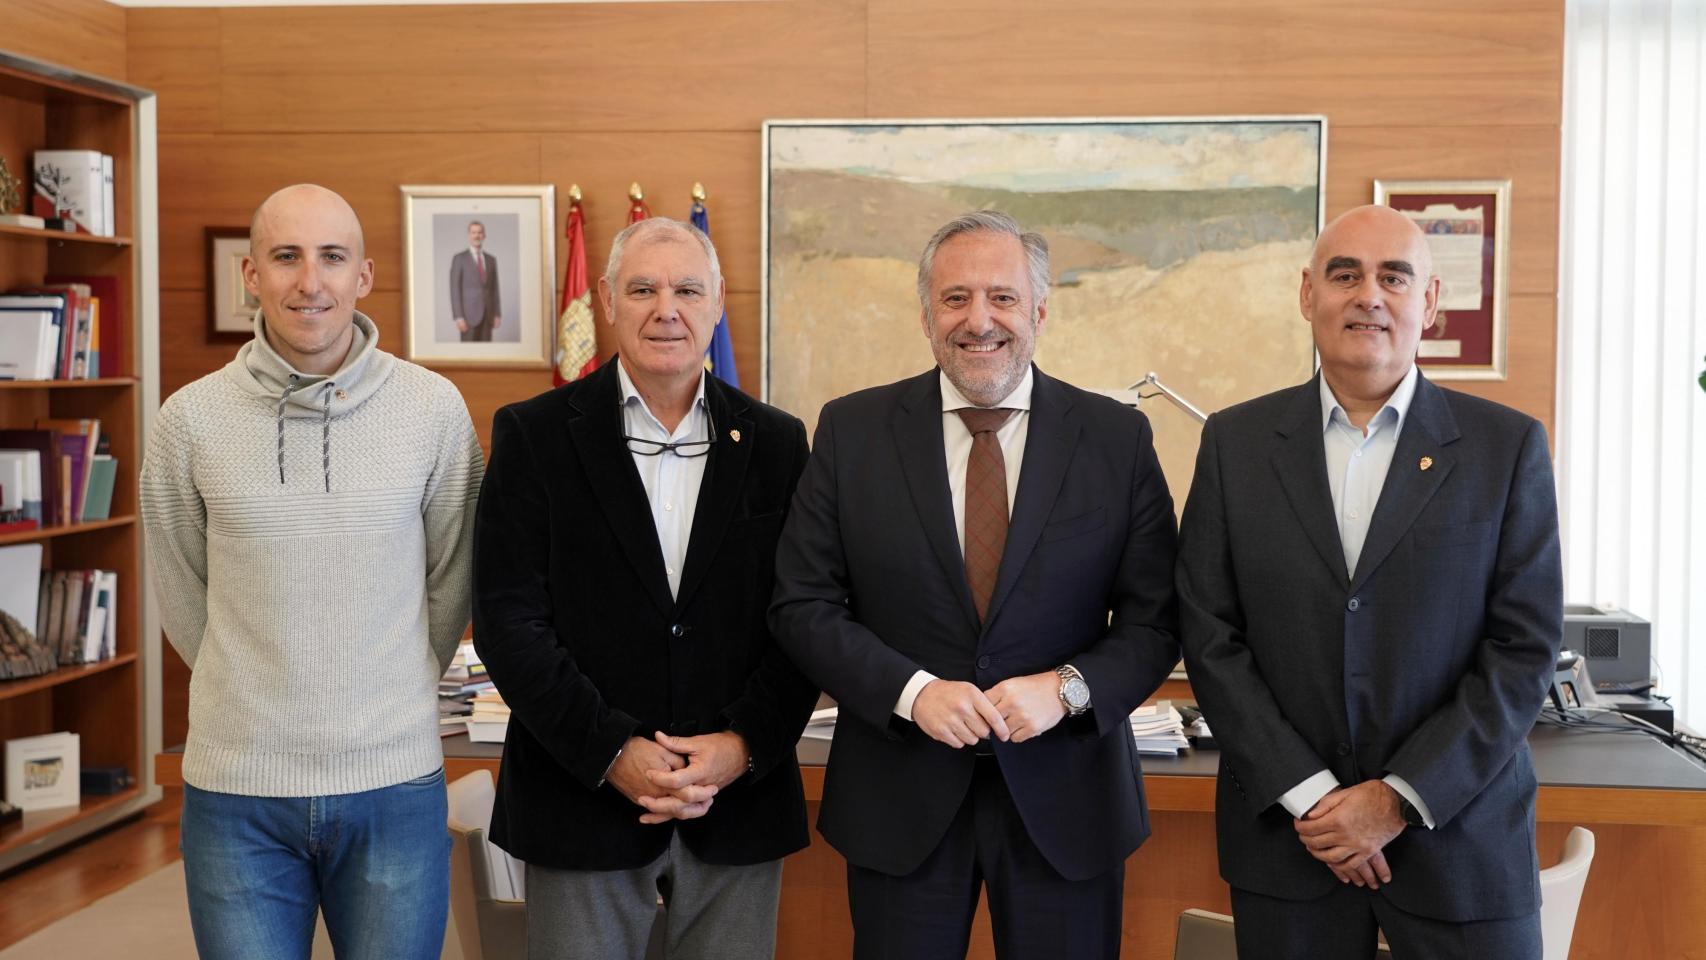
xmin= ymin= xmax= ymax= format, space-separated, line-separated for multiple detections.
xmin=729 ymin=429 xmax=742 ymax=443
xmin=1419 ymin=456 xmax=1434 ymax=471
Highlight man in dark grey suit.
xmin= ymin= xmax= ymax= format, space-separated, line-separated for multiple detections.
xmin=771 ymin=211 xmax=1179 ymax=959
xmin=1177 ymin=204 xmax=1562 ymax=959
xmin=449 ymin=220 xmax=500 ymax=342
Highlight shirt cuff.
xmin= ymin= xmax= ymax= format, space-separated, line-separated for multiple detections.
xmin=894 ymin=670 xmax=938 ymax=721
xmin=1278 ymin=769 xmax=1340 ymax=818
xmin=1383 ymin=774 xmax=1436 ymax=829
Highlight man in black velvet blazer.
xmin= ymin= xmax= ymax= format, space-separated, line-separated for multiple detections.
xmin=770 ymin=212 xmax=1179 ymax=960
xmin=474 ymin=218 xmax=817 ymax=960
xmin=1177 ymin=205 xmax=1562 ymax=959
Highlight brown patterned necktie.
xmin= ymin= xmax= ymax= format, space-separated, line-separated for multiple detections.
xmin=957 ymin=407 xmax=1017 ymax=624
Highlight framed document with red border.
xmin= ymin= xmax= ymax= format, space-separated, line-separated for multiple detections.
xmin=1374 ymin=179 xmax=1511 ymax=380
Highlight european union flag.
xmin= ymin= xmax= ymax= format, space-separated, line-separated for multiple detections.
xmin=690 ymin=200 xmax=739 ymax=389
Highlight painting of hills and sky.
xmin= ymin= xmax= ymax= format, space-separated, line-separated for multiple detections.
xmin=764 ymin=118 xmax=1324 ymax=510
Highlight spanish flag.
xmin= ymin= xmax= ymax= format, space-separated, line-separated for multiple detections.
xmin=553 ymin=203 xmax=597 ymax=385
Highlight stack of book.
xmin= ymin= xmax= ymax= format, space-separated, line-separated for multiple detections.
xmin=0 ymin=418 xmax=118 ymax=532
xmin=28 ymin=150 xmax=116 ymax=238
xmin=439 ymin=641 xmax=493 ymax=737
xmin=36 ymin=568 xmax=118 ymax=666
xmin=0 ymin=278 xmax=123 ymax=382
xmin=1129 ymin=702 xmax=1190 ymax=756
xmin=466 ymin=690 xmax=511 ymax=743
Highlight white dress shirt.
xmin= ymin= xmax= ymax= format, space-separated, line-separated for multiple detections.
xmin=893 ymin=370 xmax=1034 ymax=720
xmin=616 ymin=362 xmax=709 ymax=600
xmin=1277 ymin=365 xmax=1435 ymax=828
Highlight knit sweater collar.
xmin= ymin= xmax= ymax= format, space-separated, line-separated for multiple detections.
xmin=224 ymin=310 xmax=395 ymax=420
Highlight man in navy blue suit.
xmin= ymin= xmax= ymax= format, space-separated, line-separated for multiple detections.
xmin=771 ymin=211 xmax=1180 ymax=960
xmin=1178 ymin=204 xmax=1563 ymax=959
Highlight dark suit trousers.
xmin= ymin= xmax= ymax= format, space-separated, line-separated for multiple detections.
xmin=459 ymin=317 xmax=493 ymax=342
xmin=846 ymin=757 xmax=1122 ymax=960
xmin=1230 ymin=884 xmax=1540 ymax=960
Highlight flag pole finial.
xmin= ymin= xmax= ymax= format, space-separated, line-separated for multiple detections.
xmin=691 ymin=182 xmax=707 ymax=203
xmin=629 ymin=182 xmax=644 ymax=201
xmin=568 ymin=183 xmax=581 ymax=205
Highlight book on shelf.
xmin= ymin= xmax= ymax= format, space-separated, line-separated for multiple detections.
xmin=31 ymin=569 xmax=118 ymax=666
xmin=0 ymin=308 xmax=57 ymax=380
xmin=36 ymin=418 xmax=100 ymax=524
xmin=46 ymin=274 xmax=122 ymax=379
xmin=81 ymin=455 xmax=116 ymax=522
xmin=31 ymin=150 xmax=109 ymax=238
xmin=0 ymin=431 xmax=58 ymax=527
xmin=0 ymin=292 xmax=66 ymax=380
xmin=0 ymin=449 xmax=43 ymax=523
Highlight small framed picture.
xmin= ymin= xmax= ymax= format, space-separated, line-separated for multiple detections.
xmin=5 ymin=731 xmax=79 ymax=811
xmin=400 ymin=184 xmax=556 ymax=369
xmin=206 ymin=226 xmax=257 ymax=343
xmin=1374 ymin=179 xmax=1512 ymax=381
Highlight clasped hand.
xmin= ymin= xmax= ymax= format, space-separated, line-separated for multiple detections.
xmin=912 ymin=672 xmax=1068 ymax=748
xmin=606 ymin=731 xmax=750 ymax=825
xmin=1294 ymin=780 xmax=1407 ymax=889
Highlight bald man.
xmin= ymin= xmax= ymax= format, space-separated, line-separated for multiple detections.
xmin=1177 ymin=205 xmax=1561 ymax=959
xmin=141 ymin=185 xmax=484 ymax=959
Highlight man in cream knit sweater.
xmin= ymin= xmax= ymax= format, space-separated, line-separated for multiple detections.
xmin=141 ymin=184 xmax=483 ymax=960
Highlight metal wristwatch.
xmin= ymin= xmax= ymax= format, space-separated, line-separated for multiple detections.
xmin=1056 ymin=664 xmax=1091 ymax=717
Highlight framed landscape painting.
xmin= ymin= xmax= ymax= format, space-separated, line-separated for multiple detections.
xmin=762 ymin=117 xmax=1326 ymax=505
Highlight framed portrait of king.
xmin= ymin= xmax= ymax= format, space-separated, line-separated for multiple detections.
xmin=400 ymin=184 xmax=556 ymax=369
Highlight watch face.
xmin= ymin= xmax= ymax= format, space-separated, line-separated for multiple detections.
xmin=1064 ymin=677 xmax=1091 ymax=709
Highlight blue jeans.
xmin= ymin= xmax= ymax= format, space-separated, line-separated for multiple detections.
xmin=180 ymin=768 xmax=451 ymax=960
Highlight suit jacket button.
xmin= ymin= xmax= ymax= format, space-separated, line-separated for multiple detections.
xmin=1347 ymin=597 xmax=1361 ymax=611
xmin=670 ymin=624 xmax=685 ymax=638
xmin=1337 ymin=742 xmax=1351 ymax=756
xmin=977 ymin=655 xmax=991 ymax=669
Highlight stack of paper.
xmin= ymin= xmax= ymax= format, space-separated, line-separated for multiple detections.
xmin=466 ymin=690 xmax=511 ymax=743
xmin=801 ymin=706 xmax=838 ymax=741
xmin=1129 ymin=702 xmax=1190 ymax=755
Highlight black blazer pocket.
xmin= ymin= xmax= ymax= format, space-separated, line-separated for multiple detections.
xmin=1413 ymin=520 xmax=1495 ymax=548
xmin=1041 ymin=506 xmax=1106 ymax=543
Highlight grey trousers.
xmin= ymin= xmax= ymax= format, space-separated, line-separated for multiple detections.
xmin=525 ymin=831 xmax=784 ymax=960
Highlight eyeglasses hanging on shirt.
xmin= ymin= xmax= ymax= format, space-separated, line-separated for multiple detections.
xmin=621 ymin=405 xmax=718 ymax=458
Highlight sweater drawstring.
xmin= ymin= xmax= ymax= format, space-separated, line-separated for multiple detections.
xmin=275 ymin=375 xmax=336 ymax=493
xmin=277 ymin=375 xmax=303 ymax=484
xmin=320 ymin=381 xmax=335 ymax=493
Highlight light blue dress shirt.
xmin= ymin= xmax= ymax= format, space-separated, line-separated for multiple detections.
xmin=1277 ymin=365 xmax=1436 ymax=829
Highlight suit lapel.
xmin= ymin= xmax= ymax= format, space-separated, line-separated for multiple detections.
xmin=565 ymin=362 xmax=674 ymax=617
xmin=1349 ymin=374 xmax=1460 ymax=592
xmin=983 ymin=368 xmax=1077 ymax=632
xmin=893 ymin=372 xmax=981 ymax=634
xmin=1271 ymin=376 xmax=1352 ymax=585
xmin=674 ymin=379 xmax=752 ymax=614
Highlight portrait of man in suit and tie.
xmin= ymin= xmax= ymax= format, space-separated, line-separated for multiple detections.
xmin=1177 ymin=204 xmax=1563 ymax=959
xmin=448 ymin=220 xmax=501 ymax=342
xmin=771 ymin=210 xmax=1180 ymax=960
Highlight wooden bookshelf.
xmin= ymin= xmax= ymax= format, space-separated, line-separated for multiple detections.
xmin=0 ymin=223 xmax=130 ymax=246
xmin=0 ymin=377 xmax=136 ymax=391
xmin=0 ymin=49 xmax=157 ymax=872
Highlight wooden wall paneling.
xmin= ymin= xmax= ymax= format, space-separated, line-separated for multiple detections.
xmin=199 ymin=0 xmax=867 ymax=135
xmin=1326 ymin=124 xmax=1561 ymax=297
xmin=123 ymin=9 xmax=220 ymax=135
xmin=0 ymin=0 xmax=127 ymax=83
xmin=539 ymin=132 xmax=761 ymax=291
xmin=155 ymin=133 xmax=547 ymax=293
xmin=864 ymin=0 xmax=1563 ymax=128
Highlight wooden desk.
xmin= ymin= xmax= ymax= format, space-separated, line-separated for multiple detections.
xmin=158 ymin=718 xmax=1706 ymax=960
